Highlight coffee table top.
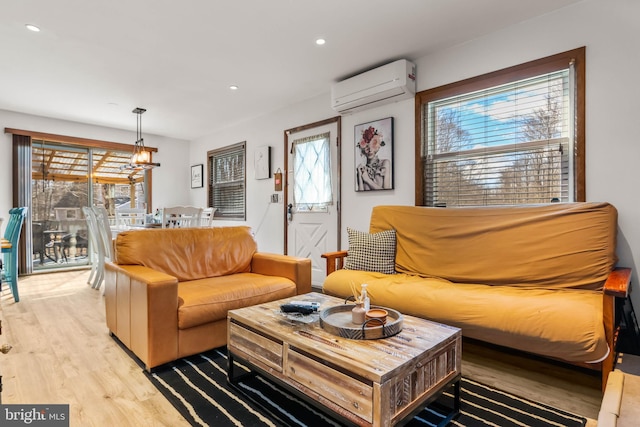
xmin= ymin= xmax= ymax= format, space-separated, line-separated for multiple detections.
xmin=228 ymin=292 xmax=461 ymax=384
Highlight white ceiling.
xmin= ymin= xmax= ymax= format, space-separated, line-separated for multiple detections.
xmin=1 ymin=0 xmax=582 ymax=141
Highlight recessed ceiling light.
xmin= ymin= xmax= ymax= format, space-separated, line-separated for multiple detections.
xmin=25 ymin=24 xmax=41 ymax=32
xmin=229 ymin=85 xmax=239 ymax=90
xmin=315 ymin=38 xmax=326 ymax=46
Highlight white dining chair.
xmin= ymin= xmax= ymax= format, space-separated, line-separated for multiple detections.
xmin=162 ymin=206 xmax=203 ymax=228
xmin=200 ymin=208 xmax=216 ymax=227
xmin=94 ymin=207 xmax=114 ymax=260
xmin=83 ymin=206 xmax=115 ymax=291
xmin=82 ymin=207 xmax=104 ymax=289
xmin=115 ymin=208 xmax=146 ymax=230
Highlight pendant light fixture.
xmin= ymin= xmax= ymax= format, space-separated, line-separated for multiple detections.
xmin=122 ymin=107 xmax=160 ymax=170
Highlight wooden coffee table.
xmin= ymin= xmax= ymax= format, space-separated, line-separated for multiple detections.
xmin=227 ymin=293 xmax=461 ymax=427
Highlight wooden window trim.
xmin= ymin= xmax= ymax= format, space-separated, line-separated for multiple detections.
xmin=5 ymin=128 xmax=157 ymax=152
xmin=414 ymin=47 xmax=585 ymax=205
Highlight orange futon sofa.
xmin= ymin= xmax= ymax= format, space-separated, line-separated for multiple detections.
xmin=322 ymin=203 xmax=630 ymax=389
xmin=105 ymin=226 xmax=311 ymax=370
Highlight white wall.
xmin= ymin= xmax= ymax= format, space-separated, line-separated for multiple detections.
xmin=0 ymin=109 xmax=189 ymax=218
xmin=189 ymin=0 xmax=640 ymax=309
xmin=189 ymin=94 xmax=335 ymax=253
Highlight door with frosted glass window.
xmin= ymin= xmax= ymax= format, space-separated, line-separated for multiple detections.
xmin=286 ymin=119 xmax=340 ymax=289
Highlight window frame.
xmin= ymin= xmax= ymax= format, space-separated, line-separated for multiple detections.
xmin=414 ymin=47 xmax=585 ymax=206
xmin=207 ymin=141 xmax=246 ymax=221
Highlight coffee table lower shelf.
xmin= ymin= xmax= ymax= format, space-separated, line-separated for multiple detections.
xmin=227 ymin=350 xmax=461 ymax=427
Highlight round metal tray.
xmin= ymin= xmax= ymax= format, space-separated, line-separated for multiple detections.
xmin=319 ymin=304 xmax=403 ymax=340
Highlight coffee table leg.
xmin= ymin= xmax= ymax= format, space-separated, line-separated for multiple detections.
xmin=436 ymin=379 xmax=461 ymax=427
xmin=227 ymin=351 xmax=236 ymax=382
xmin=453 ymin=379 xmax=461 ymax=412
xmin=227 ymin=351 xmax=258 ymax=384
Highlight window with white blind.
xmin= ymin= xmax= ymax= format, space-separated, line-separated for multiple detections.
xmin=416 ymin=47 xmax=585 ymax=207
xmin=207 ymin=141 xmax=245 ymax=220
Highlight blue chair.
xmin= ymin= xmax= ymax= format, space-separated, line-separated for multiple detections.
xmin=1 ymin=207 xmax=28 ymax=302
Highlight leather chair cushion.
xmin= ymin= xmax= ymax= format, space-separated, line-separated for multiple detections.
xmin=177 ymin=273 xmax=296 ymax=329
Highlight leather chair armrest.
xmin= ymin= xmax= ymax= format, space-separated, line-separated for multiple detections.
xmin=321 ymin=250 xmax=348 ymax=275
xmin=251 ymin=252 xmax=312 ymax=295
xmin=104 ymin=262 xmax=179 ymax=370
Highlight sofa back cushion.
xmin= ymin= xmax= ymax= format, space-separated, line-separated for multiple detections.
xmin=369 ymin=203 xmax=617 ymax=290
xmin=114 ymin=226 xmax=256 ymax=281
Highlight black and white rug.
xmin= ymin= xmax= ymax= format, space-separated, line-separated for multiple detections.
xmin=145 ymin=347 xmax=587 ymax=427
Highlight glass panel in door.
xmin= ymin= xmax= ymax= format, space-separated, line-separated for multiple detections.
xmin=31 ymin=142 xmax=90 ymax=270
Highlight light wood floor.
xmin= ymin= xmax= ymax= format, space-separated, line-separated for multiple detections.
xmin=1 ymin=270 xmax=601 ymax=426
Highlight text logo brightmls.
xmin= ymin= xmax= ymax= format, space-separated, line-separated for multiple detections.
xmin=1 ymin=405 xmax=69 ymax=426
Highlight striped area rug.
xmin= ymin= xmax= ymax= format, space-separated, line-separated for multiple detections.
xmin=145 ymin=347 xmax=587 ymax=427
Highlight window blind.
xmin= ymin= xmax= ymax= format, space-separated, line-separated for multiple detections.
xmin=208 ymin=142 xmax=245 ymax=220
xmin=423 ymin=69 xmax=573 ymax=207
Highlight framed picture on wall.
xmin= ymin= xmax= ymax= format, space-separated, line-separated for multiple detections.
xmin=355 ymin=117 xmax=394 ymax=191
xmin=191 ymin=164 xmax=204 ymax=188
xmin=254 ymin=145 xmax=271 ymax=179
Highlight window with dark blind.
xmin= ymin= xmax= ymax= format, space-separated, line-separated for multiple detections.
xmin=416 ymin=47 xmax=585 ymax=207
xmin=207 ymin=141 xmax=245 ymax=220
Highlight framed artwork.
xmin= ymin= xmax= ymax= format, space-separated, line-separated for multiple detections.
xmin=254 ymin=145 xmax=271 ymax=179
xmin=355 ymin=117 xmax=393 ymax=191
xmin=191 ymin=164 xmax=204 ymax=188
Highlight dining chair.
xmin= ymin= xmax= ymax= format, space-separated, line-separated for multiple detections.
xmin=82 ymin=207 xmax=101 ymax=288
xmin=32 ymin=222 xmax=47 ymax=265
xmin=1 ymin=207 xmax=28 ymax=302
xmin=200 ymin=207 xmax=216 ymax=227
xmin=115 ymin=208 xmax=146 ymax=230
xmin=162 ymin=206 xmax=203 ymax=228
xmin=84 ymin=206 xmax=114 ymax=290
xmin=94 ymin=206 xmax=114 ymax=260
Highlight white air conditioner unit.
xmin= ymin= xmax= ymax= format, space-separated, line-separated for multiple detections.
xmin=331 ymin=59 xmax=416 ymax=114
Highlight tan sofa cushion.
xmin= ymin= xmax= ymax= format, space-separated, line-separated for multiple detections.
xmin=177 ymin=273 xmax=296 ymax=329
xmin=370 ymin=203 xmax=617 ymax=290
xmin=115 ymin=226 xmax=256 ymax=282
xmin=323 ymin=269 xmax=609 ymax=363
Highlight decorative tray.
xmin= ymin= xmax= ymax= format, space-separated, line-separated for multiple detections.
xmin=319 ymin=304 xmax=403 ymax=340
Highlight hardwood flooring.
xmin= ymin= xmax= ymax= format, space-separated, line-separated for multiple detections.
xmin=1 ymin=270 xmax=601 ymax=426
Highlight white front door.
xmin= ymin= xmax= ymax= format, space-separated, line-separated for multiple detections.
xmin=285 ymin=118 xmax=340 ymax=290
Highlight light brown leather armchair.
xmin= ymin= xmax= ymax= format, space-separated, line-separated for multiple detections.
xmin=104 ymin=226 xmax=311 ymax=370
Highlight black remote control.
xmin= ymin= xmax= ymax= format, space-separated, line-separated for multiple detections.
xmin=280 ymin=303 xmax=316 ymax=315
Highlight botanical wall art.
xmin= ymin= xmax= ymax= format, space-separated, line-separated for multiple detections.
xmin=355 ymin=117 xmax=393 ymax=191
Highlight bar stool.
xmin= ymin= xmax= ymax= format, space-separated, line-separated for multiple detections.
xmin=1 ymin=207 xmax=28 ymax=302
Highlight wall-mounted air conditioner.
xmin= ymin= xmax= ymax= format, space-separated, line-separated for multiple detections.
xmin=331 ymin=59 xmax=416 ymax=114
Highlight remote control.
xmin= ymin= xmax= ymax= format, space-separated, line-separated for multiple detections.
xmin=288 ymin=301 xmax=320 ymax=310
xmin=280 ymin=302 xmax=319 ymax=314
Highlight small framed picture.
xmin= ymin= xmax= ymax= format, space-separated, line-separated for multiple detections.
xmin=191 ymin=164 xmax=204 ymax=188
xmin=254 ymin=145 xmax=271 ymax=180
xmin=355 ymin=117 xmax=394 ymax=191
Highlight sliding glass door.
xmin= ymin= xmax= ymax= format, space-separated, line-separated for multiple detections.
xmin=30 ymin=141 xmax=149 ymax=272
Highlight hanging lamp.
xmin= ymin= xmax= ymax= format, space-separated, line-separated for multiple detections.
xmin=122 ymin=107 xmax=160 ymax=170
